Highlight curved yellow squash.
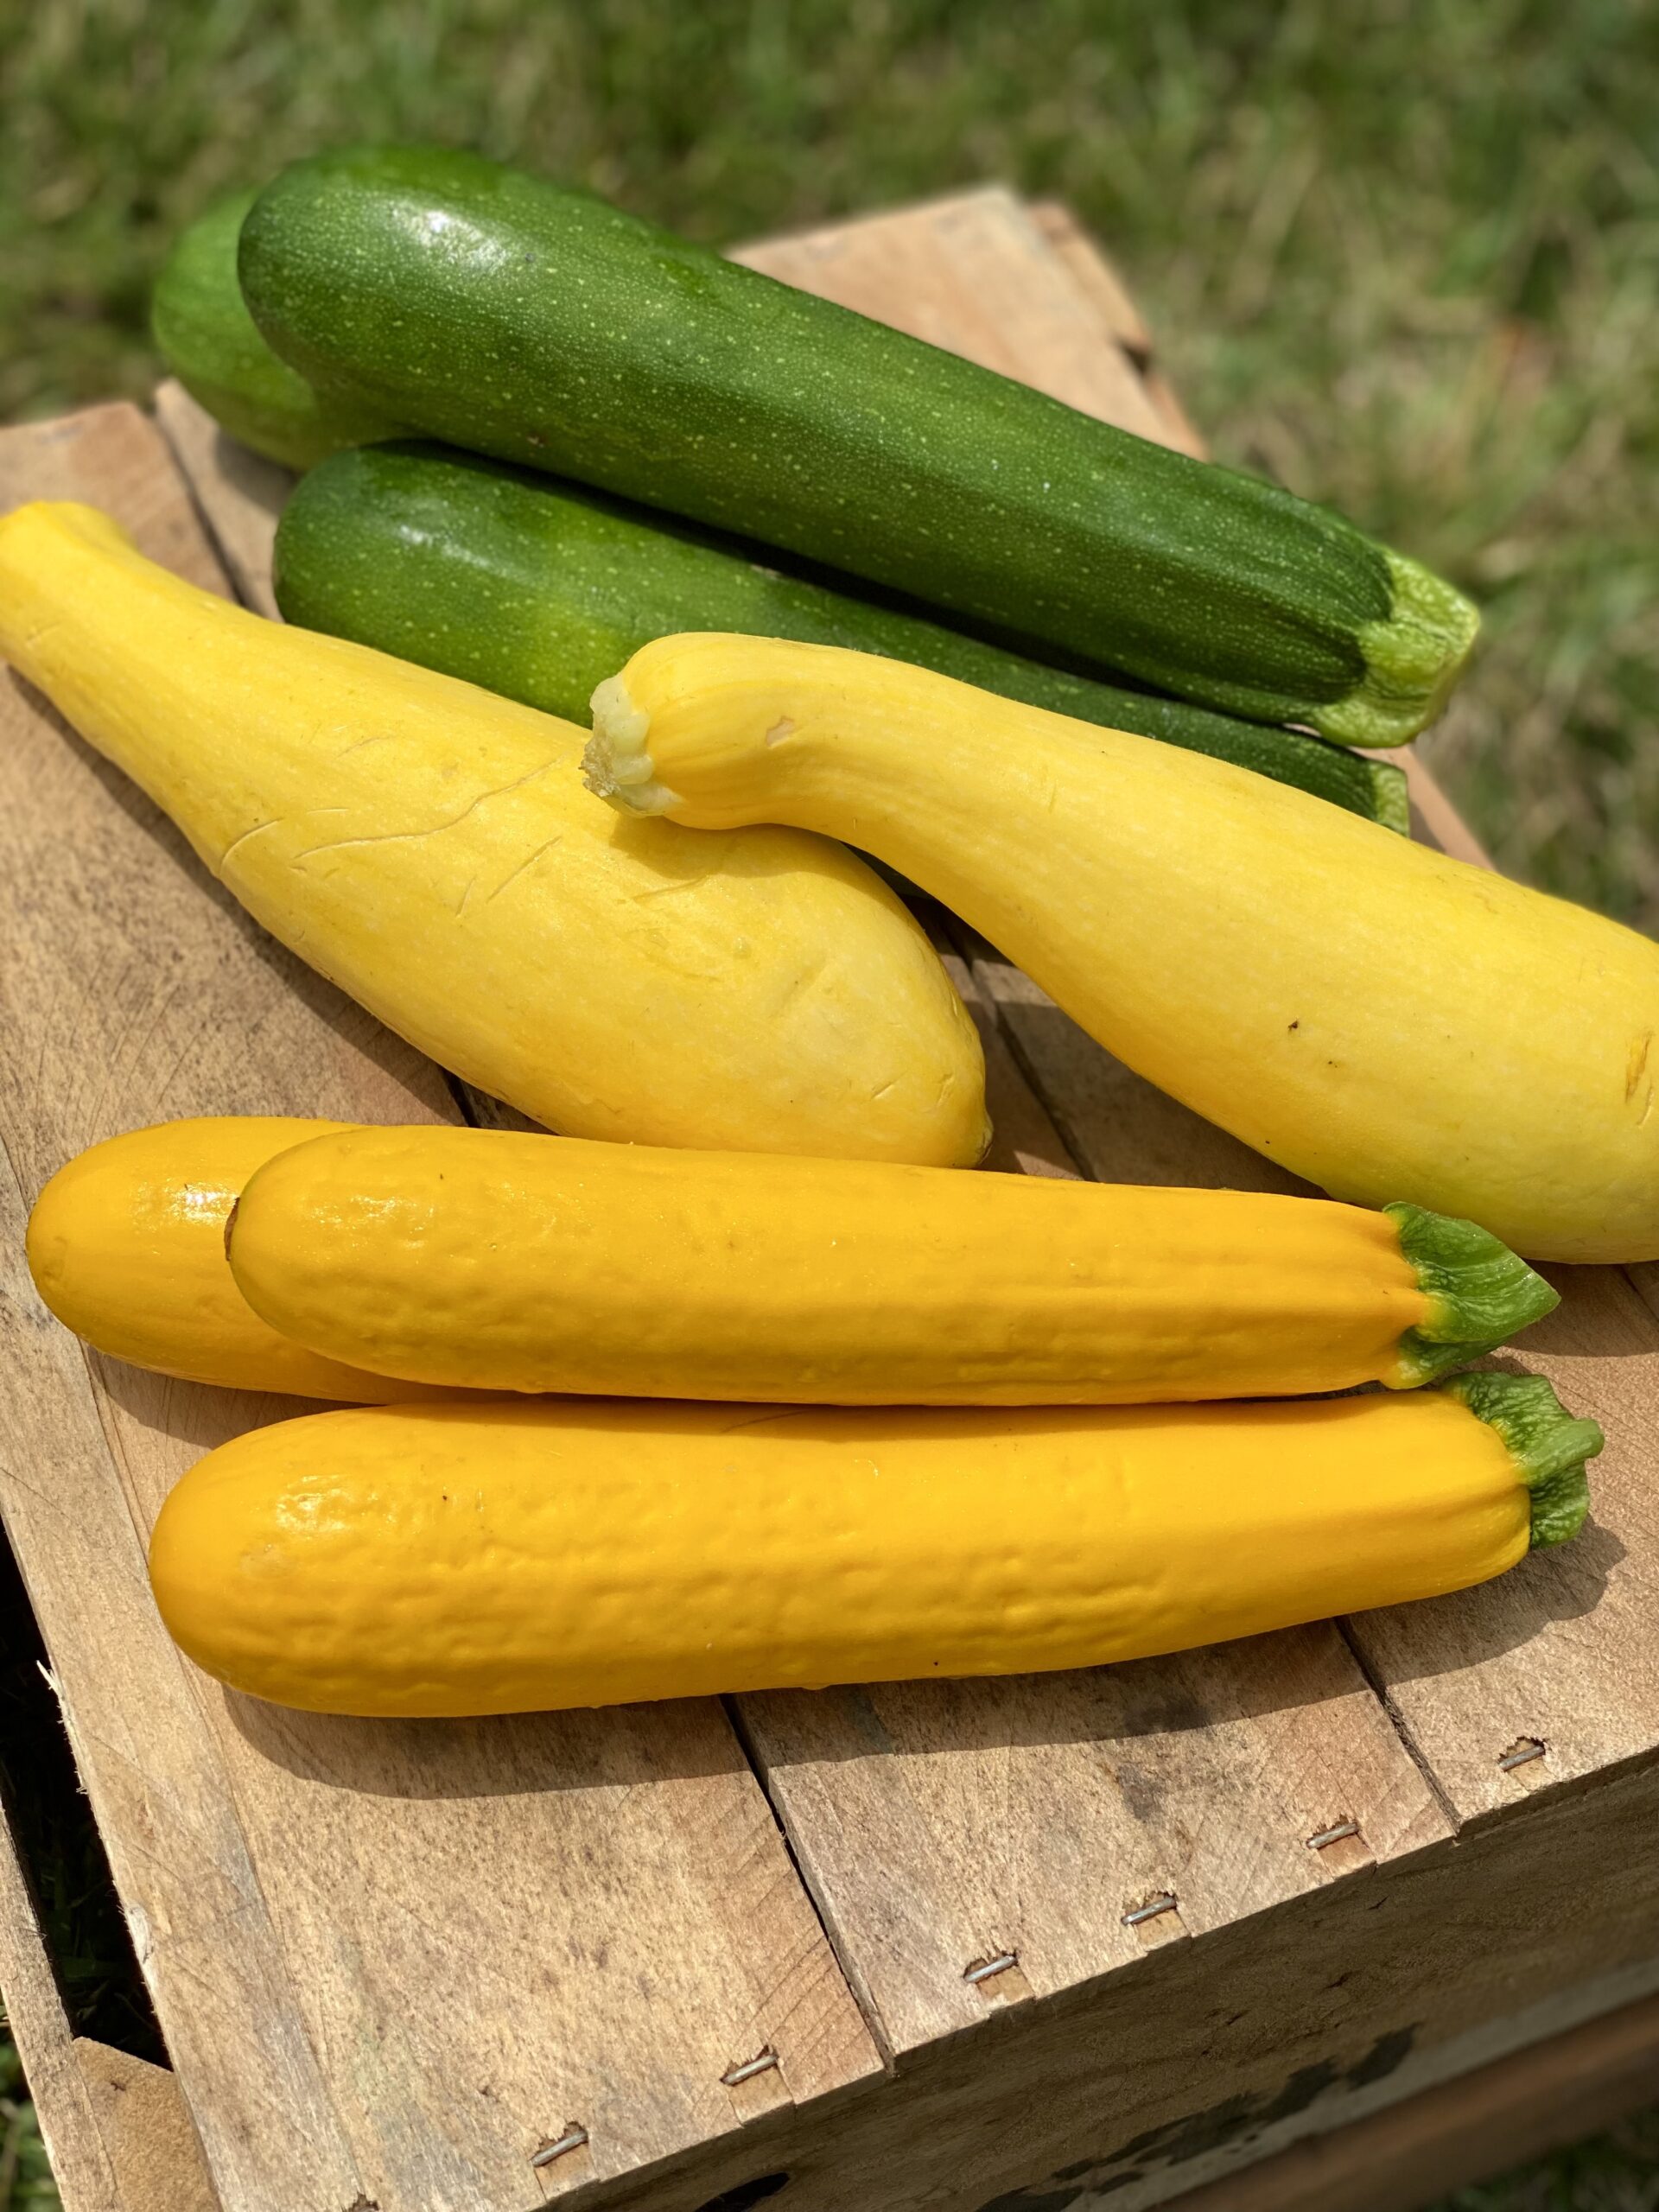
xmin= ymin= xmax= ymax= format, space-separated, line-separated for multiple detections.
xmin=585 ymin=635 xmax=1659 ymax=1259
xmin=227 ymin=1123 xmax=1557 ymax=1403
xmin=149 ymin=1377 xmax=1596 ymax=1716
xmin=0 ymin=511 xmax=985 ymax=1165
xmin=26 ymin=1118 xmax=442 ymax=1400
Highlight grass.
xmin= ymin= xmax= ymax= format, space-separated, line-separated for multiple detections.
xmin=1437 ymin=2109 xmax=1659 ymax=2212
xmin=0 ymin=2044 xmax=55 ymax=2212
xmin=0 ymin=3 xmax=1656 ymax=2206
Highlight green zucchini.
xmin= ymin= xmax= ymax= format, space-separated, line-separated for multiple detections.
xmin=240 ymin=146 xmax=1478 ymax=745
xmin=275 ymin=441 xmax=1408 ymax=829
xmin=152 ymin=188 xmax=398 ymax=471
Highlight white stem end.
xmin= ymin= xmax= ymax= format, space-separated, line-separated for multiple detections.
xmin=582 ymin=675 xmax=683 ymax=815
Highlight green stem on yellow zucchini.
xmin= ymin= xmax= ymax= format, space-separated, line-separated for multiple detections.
xmin=1441 ymin=1370 xmax=1600 ymax=1550
xmin=1388 ymin=1202 xmax=1560 ymax=1387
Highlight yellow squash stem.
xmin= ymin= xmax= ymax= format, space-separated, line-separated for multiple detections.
xmin=586 ymin=636 xmax=1659 ymax=1260
xmin=149 ymin=1378 xmax=1599 ymax=1717
xmin=228 ymin=1124 xmax=1557 ymax=1403
xmin=26 ymin=1119 xmax=458 ymax=1401
xmin=0 ymin=512 xmax=986 ymax=1166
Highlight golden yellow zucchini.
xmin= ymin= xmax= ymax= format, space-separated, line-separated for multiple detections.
xmin=585 ymin=635 xmax=1659 ymax=1260
xmin=228 ymin=1124 xmax=1557 ymax=1403
xmin=149 ymin=1379 xmax=1597 ymax=1716
xmin=25 ymin=1118 xmax=443 ymax=1400
xmin=0 ymin=511 xmax=985 ymax=1166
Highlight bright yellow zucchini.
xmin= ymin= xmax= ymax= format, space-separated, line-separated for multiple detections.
xmin=0 ymin=511 xmax=985 ymax=1166
xmin=227 ymin=1124 xmax=1557 ymax=1403
xmin=25 ymin=1118 xmax=443 ymax=1400
xmin=586 ymin=636 xmax=1659 ymax=1260
xmin=149 ymin=1378 xmax=1597 ymax=1716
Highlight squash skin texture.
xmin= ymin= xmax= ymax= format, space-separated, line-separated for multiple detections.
xmin=24 ymin=1118 xmax=439 ymax=1401
xmin=150 ymin=188 xmax=399 ymax=470
xmin=227 ymin=1124 xmax=1554 ymax=1404
xmin=0 ymin=509 xmax=986 ymax=1166
xmin=587 ymin=636 xmax=1659 ymax=1261
xmin=148 ymin=1390 xmax=1545 ymax=1718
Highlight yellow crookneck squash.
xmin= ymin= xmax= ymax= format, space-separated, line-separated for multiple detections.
xmin=586 ymin=635 xmax=1659 ymax=1260
xmin=0 ymin=511 xmax=986 ymax=1166
xmin=227 ymin=1122 xmax=1557 ymax=1404
xmin=149 ymin=1379 xmax=1598 ymax=1717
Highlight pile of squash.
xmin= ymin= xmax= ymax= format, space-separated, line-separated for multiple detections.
xmin=5 ymin=145 xmax=1643 ymax=1719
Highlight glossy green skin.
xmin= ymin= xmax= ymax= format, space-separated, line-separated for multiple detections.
xmin=242 ymin=146 xmax=1416 ymax=732
xmin=151 ymin=188 xmax=398 ymax=471
xmin=275 ymin=442 xmax=1408 ymax=829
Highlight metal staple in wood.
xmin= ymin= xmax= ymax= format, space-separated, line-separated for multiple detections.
xmin=721 ymin=2050 xmax=781 ymax=2087
xmin=1498 ymin=1741 xmax=1548 ymax=1771
xmin=1306 ymin=1821 xmax=1363 ymax=1850
xmin=963 ymin=1953 xmax=1020 ymax=1985
xmin=1121 ymin=1896 xmax=1179 ymax=1928
xmin=531 ymin=2126 xmax=590 ymax=2169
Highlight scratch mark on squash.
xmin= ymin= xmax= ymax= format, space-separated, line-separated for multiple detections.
xmin=1628 ymin=1032 xmax=1653 ymax=1103
xmin=289 ymin=762 xmax=556 ymax=864
xmin=217 ymin=819 xmax=280 ymax=870
xmin=486 ymin=835 xmax=563 ymax=905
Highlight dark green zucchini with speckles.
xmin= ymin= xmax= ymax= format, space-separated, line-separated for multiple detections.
xmin=274 ymin=442 xmax=1408 ymax=829
xmin=240 ymin=145 xmax=1478 ymax=745
xmin=152 ymin=189 xmax=398 ymax=471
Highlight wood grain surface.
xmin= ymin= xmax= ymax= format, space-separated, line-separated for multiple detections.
xmin=152 ymin=378 xmax=286 ymax=618
xmin=5 ymin=189 xmax=1655 ymax=2212
xmin=736 ymin=1624 xmax=1448 ymax=2059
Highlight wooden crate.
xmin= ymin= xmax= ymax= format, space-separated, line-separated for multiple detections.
xmin=3 ymin=188 xmax=1658 ymax=2212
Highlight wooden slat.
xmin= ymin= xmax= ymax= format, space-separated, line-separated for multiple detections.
xmin=152 ymin=379 xmax=285 ymax=618
xmin=0 ymin=404 xmax=880 ymax=2212
xmin=591 ymin=1754 xmax=1659 ymax=2212
xmin=737 ymin=1626 xmax=1447 ymax=2060
xmin=72 ymin=2044 xmax=219 ymax=2212
xmin=1027 ymin=200 xmax=1154 ymax=358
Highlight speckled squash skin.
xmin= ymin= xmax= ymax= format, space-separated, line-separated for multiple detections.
xmin=272 ymin=442 xmax=1408 ymax=827
xmin=150 ymin=188 xmax=398 ymax=470
xmin=238 ymin=146 xmax=1475 ymax=745
xmin=149 ymin=1390 xmax=1541 ymax=1717
xmin=588 ymin=635 xmax=1659 ymax=1261
xmin=25 ymin=1118 xmax=444 ymax=1401
xmin=226 ymin=1125 xmax=1553 ymax=1404
xmin=0 ymin=506 xmax=987 ymax=1166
